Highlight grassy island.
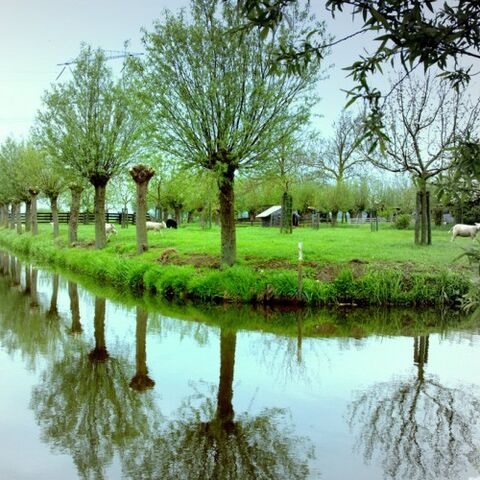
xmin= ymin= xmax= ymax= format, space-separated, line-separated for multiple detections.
xmin=0 ymin=223 xmax=474 ymax=307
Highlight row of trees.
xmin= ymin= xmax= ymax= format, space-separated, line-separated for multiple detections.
xmin=0 ymin=0 xmax=326 ymax=266
xmin=0 ymin=0 xmax=479 ymax=266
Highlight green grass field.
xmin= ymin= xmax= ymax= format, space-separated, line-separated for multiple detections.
xmin=40 ymin=222 xmax=470 ymax=270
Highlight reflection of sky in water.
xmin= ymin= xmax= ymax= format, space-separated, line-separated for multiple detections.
xmin=1 ymin=263 xmax=479 ymax=480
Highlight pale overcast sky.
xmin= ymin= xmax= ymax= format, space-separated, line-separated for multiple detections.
xmin=1 ymin=0 xmax=475 ymax=145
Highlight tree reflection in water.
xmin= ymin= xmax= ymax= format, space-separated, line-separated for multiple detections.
xmin=31 ymin=293 xmax=159 ymax=480
xmin=29 ymin=267 xmax=40 ymax=310
xmin=0 ymin=265 xmax=64 ymax=368
xmin=88 ymin=296 xmax=109 ymax=362
xmin=46 ymin=273 xmax=60 ymax=320
xmin=68 ymin=280 xmax=82 ymax=335
xmin=122 ymin=327 xmax=314 ymax=480
xmin=347 ymin=335 xmax=480 ymax=480
xmin=130 ymin=306 xmax=155 ymax=391
xmin=1 ymin=251 xmax=9 ymax=275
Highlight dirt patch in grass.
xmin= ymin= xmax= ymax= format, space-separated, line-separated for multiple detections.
xmin=159 ymin=252 xmax=221 ymax=269
xmin=315 ymin=265 xmax=337 ymax=282
xmin=244 ymin=255 xmax=318 ymax=271
xmin=242 ymin=255 xmax=371 ymax=281
xmin=71 ymin=240 xmax=95 ymax=248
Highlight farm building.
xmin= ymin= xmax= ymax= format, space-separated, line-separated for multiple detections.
xmin=256 ymin=206 xmax=300 ymax=227
xmin=256 ymin=205 xmax=282 ymax=227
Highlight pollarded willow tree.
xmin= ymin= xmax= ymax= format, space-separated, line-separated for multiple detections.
xmin=140 ymin=0 xmax=325 ymax=266
xmin=0 ymin=139 xmax=43 ymax=233
xmin=367 ymin=73 xmax=480 ymax=245
xmin=34 ymin=45 xmax=143 ymax=249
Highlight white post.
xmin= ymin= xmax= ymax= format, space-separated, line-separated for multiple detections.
xmin=297 ymin=242 xmax=303 ymax=302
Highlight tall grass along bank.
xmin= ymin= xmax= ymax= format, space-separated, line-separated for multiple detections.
xmin=0 ymin=226 xmax=472 ymax=307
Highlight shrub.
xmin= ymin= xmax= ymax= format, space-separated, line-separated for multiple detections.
xmin=394 ymin=214 xmax=411 ymax=229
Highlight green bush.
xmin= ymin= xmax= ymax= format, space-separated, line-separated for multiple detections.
xmin=463 ymin=204 xmax=480 ymax=225
xmin=394 ymin=214 xmax=411 ymax=229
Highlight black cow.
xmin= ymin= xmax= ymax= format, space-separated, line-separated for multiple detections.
xmin=166 ymin=219 xmax=177 ymax=229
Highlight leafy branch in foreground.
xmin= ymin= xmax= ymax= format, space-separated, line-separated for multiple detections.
xmin=237 ymin=1 xmax=480 ymax=148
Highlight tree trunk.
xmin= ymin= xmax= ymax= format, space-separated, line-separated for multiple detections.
xmin=29 ymin=268 xmax=39 ymax=309
xmin=29 ymin=190 xmax=39 ymax=235
xmin=89 ymin=296 xmax=109 ymax=362
xmin=12 ymin=258 xmax=20 ymax=286
xmin=415 ymin=181 xmax=431 ymax=246
xmin=24 ymin=201 xmax=31 ymax=232
xmin=174 ymin=207 xmax=181 ymax=224
xmin=249 ymin=210 xmax=256 ymax=226
xmin=92 ymin=181 xmax=108 ymax=249
xmin=24 ymin=264 xmax=31 ymax=295
xmin=413 ymin=335 xmax=429 ymax=383
xmin=0 ymin=205 xmax=8 ymax=227
xmin=68 ymin=281 xmax=82 ymax=334
xmin=216 ymin=328 xmax=236 ymax=428
xmin=69 ymin=186 xmax=83 ymax=245
xmin=280 ymin=192 xmax=293 ymax=234
xmin=121 ymin=208 xmax=128 ymax=228
xmin=15 ymin=203 xmax=22 ymax=234
xmin=1 ymin=252 xmax=7 ymax=275
xmin=331 ymin=209 xmax=338 ymax=226
xmin=130 ymin=165 xmax=155 ymax=255
xmin=155 ymin=205 xmax=162 ymax=222
xmin=47 ymin=274 xmax=59 ymax=319
xmin=50 ymin=195 xmax=59 ymax=238
xmin=130 ymin=306 xmax=155 ymax=391
xmin=420 ymin=184 xmax=427 ymax=245
xmin=414 ymin=191 xmax=420 ymax=244
xmin=218 ymin=168 xmax=236 ymax=266
xmin=426 ymin=191 xmax=431 ymax=245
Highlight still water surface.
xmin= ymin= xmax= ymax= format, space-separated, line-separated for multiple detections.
xmin=0 ymin=252 xmax=479 ymax=480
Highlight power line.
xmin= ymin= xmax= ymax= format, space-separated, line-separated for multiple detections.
xmin=55 ymin=49 xmax=144 ymax=80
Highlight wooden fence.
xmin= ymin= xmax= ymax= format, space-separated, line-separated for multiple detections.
xmin=16 ymin=212 xmax=150 ymax=225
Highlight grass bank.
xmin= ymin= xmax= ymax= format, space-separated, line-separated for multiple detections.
xmin=0 ymin=223 xmax=473 ymax=307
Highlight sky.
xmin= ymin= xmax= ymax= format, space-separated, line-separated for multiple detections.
xmin=0 ymin=0 xmax=383 ymax=143
xmin=0 ymin=0 xmax=477 ymax=145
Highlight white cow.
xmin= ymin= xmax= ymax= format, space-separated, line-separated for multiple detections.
xmin=449 ymin=223 xmax=480 ymax=241
xmin=105 ymin=223 xmax=117 ymax=235
xmin=146 ymin=221 xmax=167 ymax=231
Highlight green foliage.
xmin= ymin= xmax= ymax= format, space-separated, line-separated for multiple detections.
xmin=34 ymin=45 xmax=142 ymax=185
xmin=463 ymin=205 xmax=480 ymax=225
xmin=268 ymin=271 xmax=298 ymax=299
xmin=239 ymin=0 xmax=480 ymax=146
xmin=154 ymin=266 xmax=196 ymax=299
xmin=358 ymin=269 xmax=405 ymax=304
xmin=394 ymin=214 xmax=411 ymax=230
xmin=333 ymin=268 xmax=357 ymax=300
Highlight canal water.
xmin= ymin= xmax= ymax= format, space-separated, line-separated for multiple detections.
xmin=0 ymin=251 xmax=479 ymax=480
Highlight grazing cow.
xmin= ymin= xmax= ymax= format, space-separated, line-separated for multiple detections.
xmin=166 ymin=219 xmax=177 ymax=229
xmin=449 ymin=223 xmax=480 ymax=241
xmin=146 ymin=221 xmax=167 ymax=231
xmin=105 ymin=223 xmax=117 ymax=235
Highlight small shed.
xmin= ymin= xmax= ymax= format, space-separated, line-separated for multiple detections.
xmin=256 ymin=205 xmax=282 ymax=227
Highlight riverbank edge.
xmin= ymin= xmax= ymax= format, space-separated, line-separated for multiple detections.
xmin=0 ymin=228 xmax=471 ymax=308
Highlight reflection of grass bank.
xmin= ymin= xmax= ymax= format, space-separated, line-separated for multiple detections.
xmin=0 ymin=227 xmax=471 ymax=308
xmin=1 ymin=248 xmax=477 ymax=339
